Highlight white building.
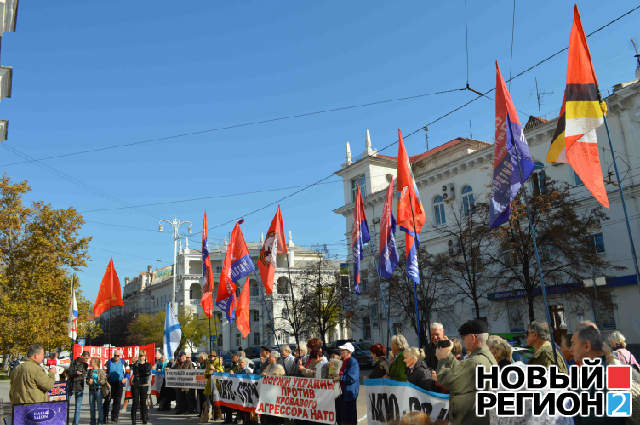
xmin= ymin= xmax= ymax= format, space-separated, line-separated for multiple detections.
xmin=0 ymin=0 xmax=17 ymax=142
xmin=334 ymin=78 xmax=640 ymax=348
xmin=113 ymin=233 xmax=349 ymax=353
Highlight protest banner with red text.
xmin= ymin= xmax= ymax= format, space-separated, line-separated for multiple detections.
xmin=255 ymin=375 xmax=340 ymax=424
xmin=72 ymin=344 xmax=155 ymax=367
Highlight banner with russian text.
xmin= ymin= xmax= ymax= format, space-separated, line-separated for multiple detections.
xmin=364 ymin=378 xmax=450 ymax=424
xmin=212 ymin=373 xmax=261 ymax=412
xmin=72 ymin=344 xmax=155 ymax=368
xmin=255 ymin=375 xmax=340 ymax=424
xmin=165 ymin=368 xmax=207 ymax=390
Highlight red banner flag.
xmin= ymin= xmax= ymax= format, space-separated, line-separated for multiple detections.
xmin=94 ymin=258 xmax=123 ymax=318
xmin=257 ymin=205 xmax=287 ymax=294
xmin=73 ymin=344 xmax=155 ymax=368
xmin=201 ymin=211 xmax=215 ymax=317
xmin=235 ymin=277 xmax=251 ymax=338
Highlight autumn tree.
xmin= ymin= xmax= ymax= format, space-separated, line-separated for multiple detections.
xmin=0 ymin=176 xmax=91 ymax=354
xmin=270 ymin=274 xmax=311 ymax=350
xmin=486 ymin=179 xmax=620 ymax=322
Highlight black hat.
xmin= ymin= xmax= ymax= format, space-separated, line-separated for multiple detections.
xmin=260 ymin=346 xmax=270 ymax=352
xmin=178 ymin=350 xmax=186 ymax=357
xmin=458 ymin=319 xmax=488 ymax=336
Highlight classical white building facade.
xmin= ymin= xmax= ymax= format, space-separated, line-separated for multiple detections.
xmin=334 ymin=78 xmax=640 ymax=347
xmin=112 ymin=233 xmax=349 ymax=353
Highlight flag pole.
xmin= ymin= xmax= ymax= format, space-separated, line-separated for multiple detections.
xmin=602 ymin=114 xmax=640 ymax=287
xmin=368 ymin=205 xmax=393 ymax=351
xmin=406 ymin=189 xmax=424 ymax=347
xmin=285 ymin=252 xmax=301 ymax=352
xmin=509 ymin=127 xmax=559 ymax=365
xmin=66 ymin=279 xmax=74 ymax=425
xmin=208 ymin=314 xmax=212 ymax=352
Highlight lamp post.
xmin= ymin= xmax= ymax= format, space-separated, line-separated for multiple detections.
xmin=158 ymin=217 xmax=192 ymax=310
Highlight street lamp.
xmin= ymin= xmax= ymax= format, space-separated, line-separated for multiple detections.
xmin=158 ymin=217 xmax=192 ymax=310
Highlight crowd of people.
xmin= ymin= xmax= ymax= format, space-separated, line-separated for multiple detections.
xmin=6 ymin=319 xmax=640 ymax=425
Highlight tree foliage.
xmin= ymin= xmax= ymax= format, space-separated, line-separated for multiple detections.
xmin=0 ymin=176 xmax=91 ymax=353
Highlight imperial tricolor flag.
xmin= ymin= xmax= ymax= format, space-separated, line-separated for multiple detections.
xmin=489 ymin=62 xmax=534 ymax=228
xmin=546 ymin=4 xmax=608 ymax=208
xmin=200 ymin=211 xmax=215 ymax=317
xmin=378 ymin=177 xmax=399 ymax=279
xmin=258 ymin=205 xmax=287 ymax=295
xmin=396 ymin=129 xmax=426 ymax=284
xmin=68 ymin=286 xmax=78 ymax=341
xmin=352 ymin=184 xmax=370 ymax=295
xmin=215 ymin=220 xmax=255 ymax=322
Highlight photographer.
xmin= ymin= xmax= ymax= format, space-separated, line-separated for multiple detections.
xmin=130 ymin=351 xmax=152 ymax=425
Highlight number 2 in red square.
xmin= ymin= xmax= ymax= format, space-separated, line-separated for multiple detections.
xmin=608 ymin=365 xmax=632 ymax=390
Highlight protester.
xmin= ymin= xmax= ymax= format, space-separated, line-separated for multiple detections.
xmin=201 ymin=351 xmax=224 ymax=423
xmin=436 ymin=319 xmax=497 ymax=425
xmin=279 ymin=345 xmax=296 ymax=376
xmin=238 ymin=357 xmax=253 ymax=374
xmin=262 ymin=351 xmax=285 ymax=376
xmin=87 ymin=357 xmax=108 ymax=425
xmin=326 ymin=350 xmax=343 ymax=378
xmin=130 ymin=350 xmax=151 ymax=425
xmin=103 ymin=350 xmax=128 ymax=423
xmin=388 ymin=334 xmax=409 ymax=381
xmin=526 ymin=321 xmax=568 ymax=373
xmin=121 ymin=360 xmax=133 ymax=413
xmin=403 ymin=347 xmax=436 ymax=391
xmin=571 ymin=325 xmax=626 ymax=425
xmin=333 ymin=342 xmax=359 ymax=425
xmin=450 ymin=338 xmax=463 ymax=361
xmin=173 ymin=350 xmax=195 ymax=415
xmin=608 ymin=330 xmax=640 ymax=370
xmin=369 ymin=344 xmax=389 ymax=379
xmin=298 ymin=337 xmax=328 ymax=379
xmin=9 ymin=344 xmax=56 ymax=404
xmin=9 ymin=355 xmax=20 ymax=372
xmin=424 ymin=323 xmax=445 ymax=370
xmin=260 ymin=346 xmax=271 ymax=371
xmin=486 ymin=335 xmax=512 ymax=368
xmin=559 ymin=333 xmax=575 ymax=366
xmin=295 ymin=346 xmax=308 ymax=370
xmin=69 ymin=350 xmax=90 ymax=425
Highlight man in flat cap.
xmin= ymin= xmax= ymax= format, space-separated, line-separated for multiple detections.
xmin=435 ymin=319 xmax=497 ymax=425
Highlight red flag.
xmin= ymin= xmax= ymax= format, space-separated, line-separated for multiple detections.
xmin=257 ymin=205 xmax=287 ymax=294
xmin=235 ymin=277 xmax=251 ymax=338
xmin=94 ymin=258 xmax=124 ymax=318
xmin=200 ymin=211 xmax=215 ymax=317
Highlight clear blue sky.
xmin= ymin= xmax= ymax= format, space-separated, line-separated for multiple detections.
xmin=1 ymin=1 xmax=638 ymax=300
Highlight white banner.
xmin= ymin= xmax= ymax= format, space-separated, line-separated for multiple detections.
xmin=364 ymin=378 xmax=450 ymax=424
xmin=212 ymin=372 xmax=261 ymax=412
xmin=165 ymin=369 xmax=206 ymax=389
xmin=255 ymin=375 xmax=340 ymax=424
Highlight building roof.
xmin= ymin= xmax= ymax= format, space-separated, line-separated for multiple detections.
xmin=376 ymin=137 xmax=490 ymax=163
xmin=523 ymin=115 xmax=549 ymax=131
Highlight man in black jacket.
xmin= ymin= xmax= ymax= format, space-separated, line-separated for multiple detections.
xmin=131 ymin=351 xmax=152 ymax=425
xmin=423 ymin=322 xmax=446 ymax=370
xmin=69 ymin=351 xmax=90 ymax=425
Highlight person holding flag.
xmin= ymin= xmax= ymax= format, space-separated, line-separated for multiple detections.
xmin=396 ymin=129 xmax=426 ymax=342
xmin=257 ymin=205 xmax=287 ymax=295
xmin=489 ymin=62 xmax=534 ymax=228
xmin=352 ymin=184 xmax=370 ymax=295
xmin=378 ymin=177 xmax=399 ymax=279
xmin=215 ymin=220 xmax=255 ymax=322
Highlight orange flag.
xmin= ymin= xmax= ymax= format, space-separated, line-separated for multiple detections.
xmin=235 ymin=277 xmax=251 ymax=338
xmin=546 ymin=4 xmax=608 ymax=208
xmin=257 ymin=205 xmax=287 ymax=294
xmin=94 ymin=258 xmax=124 ymax=318
xmin=201 ymin=211 xmax=215 ymax=317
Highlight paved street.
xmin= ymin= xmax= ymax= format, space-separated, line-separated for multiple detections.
xmin=0 ymin=379 xmax=369 ymax=424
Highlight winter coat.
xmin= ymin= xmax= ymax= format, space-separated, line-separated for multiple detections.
xmin=388 ymin=350 xmax=407 ymax=381
xmin=9 ymin=359 xmax=56 ymax=404
xmin=131 ymin=361 xmax=152 ymax=387
xmin=69 ymin=358 xmax=89 ymax=393
xmin=368 ymin=357 xmax=389 ymax=379
xmin=406 ymin=361 xmax=436 ymax=392
xmin=529 ymin=341 xmax=568 ymax=374
xmin=437 ymin=344 xmax=497 ymax=425
xmin=263 ymin=362 xmax=285 ymax=376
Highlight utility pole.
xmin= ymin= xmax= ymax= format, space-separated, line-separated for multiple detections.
xmin=158 ymin=217 xmax=192 ymax=311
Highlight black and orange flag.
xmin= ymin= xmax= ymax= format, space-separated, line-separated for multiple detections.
xmin=94 ymin=257 xmax=124 ymax=317
xmin=546 ymin=4 xmax=608 ymax=208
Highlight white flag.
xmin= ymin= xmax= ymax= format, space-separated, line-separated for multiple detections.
xmin=68 ymin=288 xmax=78 ymax=340
xmin=163 ymin=302 xmax=182 ymax=360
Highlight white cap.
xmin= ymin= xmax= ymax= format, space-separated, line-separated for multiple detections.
xmin=338 ymin=342 xmax=355 ymax=352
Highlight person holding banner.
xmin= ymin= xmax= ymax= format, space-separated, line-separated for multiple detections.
xmin=130 ymin=351 xmax=152 ymax=425
xmin=333 ymin=343 xmax=359 ymax=425
xmin=368 ymin=344 xmax=389 ymax=379
xmin=173 ymin=350 xmax=196 ymax=415
xmin=403 ymin=347 xmax=436 ymax=392
xmin=298 ymin=338 xmax=328 ymax=379
xmin=87 ymin=357 xmax=108 ymax=425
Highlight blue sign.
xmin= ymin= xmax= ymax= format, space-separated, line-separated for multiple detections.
xmin=77 ymin=338 xmax=85 ymax=346
xmin=12 ymin=401 xmax=67 ymax=425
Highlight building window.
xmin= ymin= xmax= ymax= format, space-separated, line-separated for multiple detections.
xmin=281 ymin=307 xmax=289 ymax=320
xmin=215 ymin=265 xmax=222 ymax=273
xmin=433 ymin=195 xmax=446 ymax=226
xmin=462 ymin=185 xmax=475 ymax=216
xmin=276 ymin=277 xmax=290 ymax=295
xmin=189 ymin=283 xmax=201 ymax=300
xmin=592 ymin=233 xmax=605 ymax=253
xmin=250 ymin=279 xmax=259 ymax=296
xmin=363 ymin=317 xmax=371 ymax=340
xmin=251 ymin=310 xmax=259 ymax=322
xmin=235 ymin=333 xmax=241 ymax=346
xmin=393 ymin=322 xmax=402 ymax=335
xmin=531 ymin=162 xmax=546 ymax=196
xmin=351 ymin=175 xmax=366 ymax=203
xmin=574 ymin=170 xmax=584 ymax=187
xmin=253 ymin=332 xmax=260 ymax=345
xmin=360 ymin=270 xmax=368 ymax=292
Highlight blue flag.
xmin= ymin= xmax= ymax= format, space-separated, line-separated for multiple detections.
xmin=352 ymin=184 xmax=370 ymax=295
xmin=163 ymin=302 xmax=182 ymax=360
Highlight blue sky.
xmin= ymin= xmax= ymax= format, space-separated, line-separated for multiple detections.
xmin=1 ymin=1 xmax=638 ymax=300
